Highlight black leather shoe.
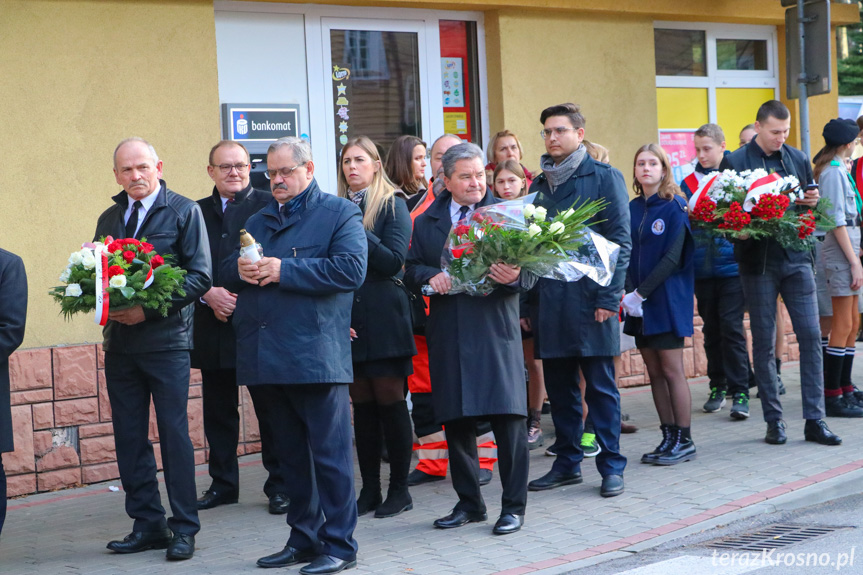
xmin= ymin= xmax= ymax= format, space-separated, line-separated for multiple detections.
xmin=165 ymin=534 xmax=195 ymax=560
xmin=299 ymin=555 xmax=357 ymax=575
xmin=433 ymin=508 xmax=488 ymax=529
xmin=765 ymin=420 xmax=787 ymax=445
xmin=106 ymin=529 xmax=172 ymax=553
xmin=257 ymin=545 xmax=317 ymax=568
xmin=528 ymin=469 xmax=583 ymax=491
xmin=479 ymin=468 xmax=493 ymax=486
xmin=600 ymin=475 xmax=624 ymax=497
xmin=492 ymin=513 xmax=524 ymax=535
xmin=196 ymin=488 xmax=239 ymax=510
xmin=407 ymin=468 xmax=445 ymax=486
xmin=804 ymin=419 xmax=842 ymax=445
xmin=268 ymin=493 xmax=290 ymax=515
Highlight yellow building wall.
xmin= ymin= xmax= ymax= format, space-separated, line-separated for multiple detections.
xmin=656 ymin=89 xmax=709 ymax=130
xmin=716 ymin=88 xmax=777 ymax=141
xmin=485 ymin=10 xmax=658 ymax=186
xmin=0 ymin=1 xmax=221 ymax=349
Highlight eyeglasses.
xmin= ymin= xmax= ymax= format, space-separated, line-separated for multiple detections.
xmin=265 ymin=163 xmax=307 ymax=180
xmin=212 ymin=163 xmax=250 ymax=174
xmin=540 ymin=127 xmax=578 ymax=140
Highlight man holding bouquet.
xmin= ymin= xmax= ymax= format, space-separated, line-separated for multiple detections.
xmin=720 ymin=100 xmax=840 ymax=446
xmin=94 ymin=138 xmax=212 ymax=560
xmin=405 ymin=143 xmax=532 ymax=535
xmin=526 ymin=103 xmax=631 ymax=498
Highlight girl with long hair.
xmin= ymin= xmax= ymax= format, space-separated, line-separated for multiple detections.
xmin=384 ymin=135 xmax=428 ymax=197
xmin=338 ymin=136 xmax=417 ymax=517
xmin=623 ymin=144 xmax=696 ymax=466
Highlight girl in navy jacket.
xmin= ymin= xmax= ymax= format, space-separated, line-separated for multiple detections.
xmin=623 ymin=144 xmax=695 ymax=466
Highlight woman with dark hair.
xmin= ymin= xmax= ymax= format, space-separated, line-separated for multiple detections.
xmin=338 ymin=135 xmax=417 ymax=518
xmin=623 ymin=144 xmax=695 ymax=466
xmin=813 ymin=119 xmax=863 ymax=416
xmin=385 ymin=135 xmax=428 ymax=198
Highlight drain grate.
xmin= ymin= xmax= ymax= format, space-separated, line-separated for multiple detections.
xmin=705 ymin=523 xmax=848 ymax=551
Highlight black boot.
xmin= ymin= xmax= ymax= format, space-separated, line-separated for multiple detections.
xmin=374 ymin=400 xmax=414 ymax=518
xmin=824 ymin=347 xmax=863 ymax=417
xmin=640 ymin=424 xmax=673 ymax=464
xmin=840 ymin=348 xmax=863 ymax=408
xmin=654 ymin=426 xmax=696 ymax=465
xmin=353 ymin=402 xmax=383 ymax=515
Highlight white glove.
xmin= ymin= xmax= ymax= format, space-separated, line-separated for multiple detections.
xmin=622 ymin=291 xmax=645 ymax=318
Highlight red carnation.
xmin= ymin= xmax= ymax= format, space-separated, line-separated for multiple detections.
xmin=139 ymin=242 xmax=154 ymax=253
xmin=107 ymin=240 xmax=123 ymax=253
xmin=454 ymin=224 xmax=470 ymax=237
xmin=122 ymin=238 xmax=141 ymax=247
xmin=151 ymin=255 xmax=165 ymax=267
xmin=123 ymin=251 xmax=136 ymax=263
xmin=107 ymin=265 xmax=125 ymax=278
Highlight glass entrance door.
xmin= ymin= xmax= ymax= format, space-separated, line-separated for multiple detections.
xmin=321 ymin=18 xmax=432 ymax=179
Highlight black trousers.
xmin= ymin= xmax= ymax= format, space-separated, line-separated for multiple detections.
xmin=694 ymin=276 xmax=751 ymax=396
xmin=200 ymin=369 xmax=286 ymax=497
xmin=0 ymin=456 xmax=6 ymax=537
xmin=105 ymin=351 xmax=200 ymax=536
xmin=265 ymin=384 xmax=358 ymax=561
xmin=444 ymin=414 xmax=528 ymax=516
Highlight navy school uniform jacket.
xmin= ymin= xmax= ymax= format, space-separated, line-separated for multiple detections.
xmin=627 ymin=193 xmax=694 ymax=338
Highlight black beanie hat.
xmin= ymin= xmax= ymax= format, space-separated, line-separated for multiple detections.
xmin=822 ymin=118 xmax=859 ymax=147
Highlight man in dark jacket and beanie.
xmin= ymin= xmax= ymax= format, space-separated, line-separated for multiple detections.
xmin=94 ymin=138 xmax=212 ymax=560
xmin=192 ymin=140 xmax=288 ymax=514
xmin=0 ymin=248 xmax=26 ymax=538
xmin=223 ymin=137 xmax=366 ymax=574
xmin=405 ymin=142 xmax=532 ymax=536
xmin=526 ymin=103 xmax=631 ymax=498
xmin=720 ymin=100 xmax=840 ymax=447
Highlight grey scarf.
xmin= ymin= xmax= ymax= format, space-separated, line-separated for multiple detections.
xmin=347 ymin=187 xmax=368 ymax=206
xmin=540 ymin=144 xmax=587 ymax=190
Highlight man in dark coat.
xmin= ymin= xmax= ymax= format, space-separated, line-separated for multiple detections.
xmin=94 ymin=138 xmax=211 ymax=560
xmin=720 ymin=100 xmax=840 ymax=446
xmin=0 ymin=248 xmax=26 ymax=538
xmin=222 ymin=137 xmax=366 ymax=574
xmin=192 ymin=140 xmax=288 ymax=514
xmin=526 ymin=103 xmax=631 ymax=498
xmin=405 ymin=142 xmax=532 ymax=536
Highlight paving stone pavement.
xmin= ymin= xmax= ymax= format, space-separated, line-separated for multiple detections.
xmin=3 ymin=355 xmax=863 ymax=575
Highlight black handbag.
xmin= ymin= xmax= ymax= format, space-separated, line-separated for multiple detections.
xmin=391 ymin=276 xmax=426 ymax=331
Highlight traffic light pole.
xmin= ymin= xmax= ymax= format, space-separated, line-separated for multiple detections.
xmin=797 ymin=0 xmax=811 ymax=157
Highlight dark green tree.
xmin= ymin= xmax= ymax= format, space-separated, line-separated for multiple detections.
xmin=839 ymin=2 xmax=863 ymax=95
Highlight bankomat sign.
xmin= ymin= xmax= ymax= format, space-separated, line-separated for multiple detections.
xmin=222 ymin=104 xmax=300 ymax=142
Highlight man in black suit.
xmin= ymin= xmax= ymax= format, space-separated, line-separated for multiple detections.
xmin=94 ymin=138 xmax=211 ymax=560
xmin=192 ymin=140 xmax=289 ymax=514
xmin=0 ymin=248 xmax=26 ymax=538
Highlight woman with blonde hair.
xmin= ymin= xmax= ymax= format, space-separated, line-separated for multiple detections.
xmin=485 ymin=130 xmax=534 ymax=189
xmin=338 ymin=136 xmax=417 ymax=517
xmin=622 ymin=144 xmax=695 ymax=466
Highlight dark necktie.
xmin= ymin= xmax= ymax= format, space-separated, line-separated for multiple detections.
xmin=279 ymin=203 xmax=287 ymax=224
xmin=458 ymin=205 xmax=470 ymax=223
xmin=224 ymin=197 xmax=234 ymax=213
xmin=125 ymin=200 xmax=143 ymax=239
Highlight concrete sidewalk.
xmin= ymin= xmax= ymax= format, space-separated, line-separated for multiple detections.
xmin=3 ymin=357 xmax=863 ymax=575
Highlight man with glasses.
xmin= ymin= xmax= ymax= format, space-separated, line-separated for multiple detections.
xmin=192 ymin=140 xmax=289 ymax=514
xmin=95 ymin=138 xmax=211 ymax=560
xmin=526 ymin=103 xmax=631 ymax=498
xmin=223 ymin=137 xmax=366 ymax=574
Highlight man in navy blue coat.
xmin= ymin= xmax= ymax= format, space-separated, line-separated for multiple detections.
xmin=222 ymin=137 xmax=367 ymax=575
xmin=526 ymin=104 xmax=631 ymax=498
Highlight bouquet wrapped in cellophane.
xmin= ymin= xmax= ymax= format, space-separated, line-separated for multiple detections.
xmin=688 ymin=169 xmax=834 ymax=251
xmin=49 ymin=236 xmax=187 ymax=324
xmin=425 ymin=193 xmax=620 ymax=296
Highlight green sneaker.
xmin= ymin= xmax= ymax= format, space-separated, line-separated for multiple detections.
xmin=580 ymin=432 xmax=601 ymax=458
xmin=730 ymin=393 xmax=750 ymax=420
xmin=702 ymin=389 xmax=727 ymax=413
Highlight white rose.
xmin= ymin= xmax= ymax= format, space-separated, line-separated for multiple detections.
xmin=65 ymin=283 xmax=82 ymax=297
xmin=523 ymin=204 xmax=536 ymax=218
xmin=68 ymin=251 xmax=83 ymax=265
xmin=549 ymin=221 xmax=565 ymax=235
xmin=528 ymin=223 xmax=542 ymax=237
xmin=59 ymin=267 xmax=71 ymax=282
xmin=561 ymin=208 xmax=575 ymax=220
xmin=109 ymin=275 xmax=127 ymax=288
xmin=534 ymin=206 xmax=547 ymax=221
xmin=80 ymin=250 xmax=96 ymax=269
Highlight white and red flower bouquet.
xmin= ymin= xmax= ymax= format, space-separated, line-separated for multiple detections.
xmin=428 ymin=193 xmax=620 ymax=296
xmin=50 ymin=237 xmax=187 ymax=324
xmin=688 ymin=169 xmax=833 ymax=251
